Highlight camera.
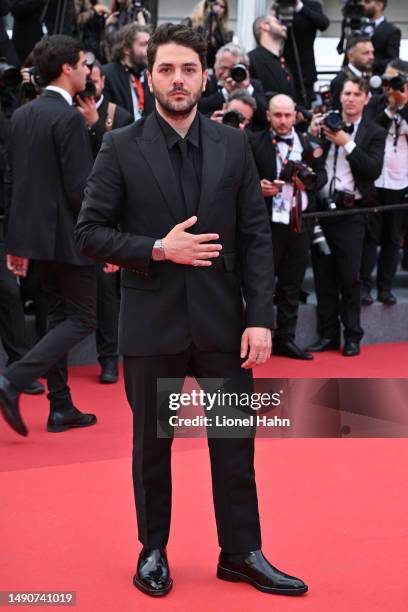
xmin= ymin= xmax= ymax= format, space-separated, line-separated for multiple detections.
xmin=274 ymin=0 xmax=296 ymax=26
xmin=222 ymin=110 xmax=245 ymax=129
xmin=280 ymin=160 xmax=317 ymax=189
xmin=322 ymin=110 xmax=345 ymax=132
xmin=323 ymin=189 xmax=355 ymax=211
xmin=370 ymin=73 xmax=408 ymax=93
xmin=230 ymin=64 xmax=248 ymax=83
xmin=77 ymin=78 xmax=97 ymax=101
xmin=0 ymin=59 xmax=22 ymax=89
xmin=312 ymin=224 xmax=331 ymax=256
xmin=341 ymin=0 xmax=368 ymax=33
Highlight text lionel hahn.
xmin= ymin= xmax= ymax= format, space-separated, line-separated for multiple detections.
xmin=168 ymin=415 xmax=291 ymax=427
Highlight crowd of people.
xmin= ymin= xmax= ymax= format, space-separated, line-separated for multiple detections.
xmin=0 ymin=0 xmax=407 ymax=432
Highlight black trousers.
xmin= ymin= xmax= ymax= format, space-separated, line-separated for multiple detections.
xmin=123 ymin=346 xmax=262 ymax=554
xmin=271 ymin=222 xmax=311 ymax=342
xmin=0 ymin=242 xmax=30 ymax=365
xmin=360 ymin=188 xmax=407 ymax=293
xmin=96 ymin=263 xmax=120 ymax=363
xmin=6 ymin=262 xmax=97 ymax=409
xmin=311 ymin=216 xmax=365 ymax=343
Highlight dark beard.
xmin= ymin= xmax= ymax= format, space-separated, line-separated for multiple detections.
xmin=152 ymin=87 xmax=203 ymax=118
xmin=129 ymin=50 xmax=146 ymax=75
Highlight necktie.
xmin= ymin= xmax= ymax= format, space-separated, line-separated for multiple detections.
xmin=130 ymin=73 xmax=145 ymax=112
xmin=344 ymin=123 xmax=354 ymax=135
xmin=177 ymin=139 xmax=200 ymax=218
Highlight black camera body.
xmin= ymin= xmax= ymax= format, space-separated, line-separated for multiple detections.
xmin=0 ymin=59 xmax=22 ymax=89
xmin=274 ymin=0 xmax=296 ymax=25
xmin=322 ymin=110 xmax=345 ymax=132
xmin=381 ymin=74 xmax=408 ymax=93
xmin=77 ymin=78 xmax=97 ymax=101
xmin=341 ymin=0 xmax=368 ymax=33
xmin=222 ymin=110 xmax=244 ymax=129
xmin=280 ymin=160 xmax=317 ymax=189
xmin=230 ymin=63 xmax=248 ymax=83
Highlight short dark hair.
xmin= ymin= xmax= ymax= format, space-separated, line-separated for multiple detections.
xmin=32 ymin=35 xmax=84 ymax=86
xmin=342 ymin=76 xmax=370 ymax=95
xmin=346 ymin=34 xmax=372 ymax=52
xmin=227 ymin=89 xmax=257 ymax=112
xmin=388 ymin=58 xmax=408 ymax=76
xmin=147 ymin=23 xmax=207 ymax=73
xmin=112 ymin=23 xmax=151 ymax=62
xmin=91 ymin=60 xmax=104 ymax=76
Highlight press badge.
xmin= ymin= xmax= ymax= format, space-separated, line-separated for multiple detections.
xmin=272 ymin=194 xmax=290 ymax=225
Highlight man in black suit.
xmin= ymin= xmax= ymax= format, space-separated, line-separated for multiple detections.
xmin=76 ymin=23 xmax=308 ymax=599
xmin=250 ymin=94 xmax=327 ymax=360
xmin=363 ymin=0 xmax=401 ymax=75
xmin=330 ymin=35 xmax=375 ymax=110
xmin=361 ymin=59 xmax=408 ymax=306
xmin=0 ymin=35 xmax=97 ymax=436
xmin=279 ymin=0 xmax=330 ymax=106
xmin=77 ymin=59 xmax=134 ymax=383
xmin=198 ymin=42 xmax=267 ymax=131
xmin=307 ymin=77 xmax=386 ymax=357
xmin=249 ymin=14 xmax=296 ymax=101
xmin=103 ymin=22 xmax=155 ymax=120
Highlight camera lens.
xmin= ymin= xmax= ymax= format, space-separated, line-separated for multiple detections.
xmin=230 ymin=64 xmax=247 ymax=83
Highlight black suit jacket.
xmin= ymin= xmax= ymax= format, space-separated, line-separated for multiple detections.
xmin=248 ymin=45 xmax=296 ymax=100
xmin=249 ymin=129 xmax=328 ymax=219
xmin=75 ymin=112 xmax=276 ymax=356
xmin=198 ymin=74 xmax=268 ymax=131
xmin=371 ymin=20 xmax=401 ymax=75
xmin=5 ymin=90 xmax=94 ymax=265
xmin=88 ymin=96 xmax=134 ymax=159
xmin=102 ymin=62 xmax=155 ymax=118
xmin=322 ymin=118 xmax=386 ymax=209
xmin=283 ymin=0 xmax=329 ymax=87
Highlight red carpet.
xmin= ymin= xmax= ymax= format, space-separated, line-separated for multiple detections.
xmin=1 ymin=343 xmax=408 ymax=611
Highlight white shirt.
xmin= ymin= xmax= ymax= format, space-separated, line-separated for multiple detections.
xmin=321 ymin=117 xmax=363 ymax=201
xmin=272 ymin=129 xmax=308 ymax=225
xmin=376 ymin=113 xmax=408 ymax=190
xmin=96 ymin=94 xmax=104 ymax=110
xmin=365 ymin=15 xmax=385 ymax=37
xmin=45 ymin=85 xmax=72 ymax=106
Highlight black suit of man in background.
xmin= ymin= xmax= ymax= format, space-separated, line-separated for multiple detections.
xmin=282 ymin=0 xmax=330 ymax=105
xmin=0 ymin=35 xmax=97 ymax=437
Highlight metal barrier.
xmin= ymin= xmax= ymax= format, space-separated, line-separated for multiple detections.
xmin=303 ymin=202 xmax=408 ymax=220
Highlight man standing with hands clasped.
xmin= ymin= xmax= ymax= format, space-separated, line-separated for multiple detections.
xmin=76 ymin=23 xmax=308 ymax=598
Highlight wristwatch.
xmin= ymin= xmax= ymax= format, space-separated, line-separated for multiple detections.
xmin=152 ymin=239 xmax=166 ymax=261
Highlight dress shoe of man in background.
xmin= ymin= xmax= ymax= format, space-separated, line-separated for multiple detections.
xmin=273 ymin=339 xmax=314 ymax=360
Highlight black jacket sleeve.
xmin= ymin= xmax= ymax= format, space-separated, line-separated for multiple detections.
xmin=300 ymin=1 xmax=330 ymax=31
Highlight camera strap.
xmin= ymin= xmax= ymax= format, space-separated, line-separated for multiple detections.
xmin=329 ymin=145 xmax=339 ymax=200
xmin=272 ymin=135 xmax=302 ymax=232
xmin=271 ymin=136 xmax=294 ymax=178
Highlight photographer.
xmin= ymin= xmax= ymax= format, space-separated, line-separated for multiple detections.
xmin=249 ymin=94 xmax=327 ymax=360
xmin=182 ymin=0 xmax=233 ymax=69
xmin=77 ymin=59 xmax=133 ymax=383
xmin=103 ymin=22 xmax=154 ymax=120
xmin=104 ymin=0 xmax=151 ymax=62
xmin=330 ymin=35 xmax=374 ymax=110
xmin=75 ymin=0 xmax=111 ymax=62
xmin=274 ymin=0 xmax=330 ymax=106
xmin=307 ymin=77 xmax=386 ymax=357
xmin=249 ymin=14 xmax=296 ymax=100
xmin=210 ymin=88 xmax=257 ymax=130
xmin=360 ymin=59 xmax=408 ymax=306
xmin=0 ymin=35 xmax=98 ymax=436
xmin=363 ymin=0 xmax=401 ymax=75
xmin=198 ymin=43 xmax=267 ymax=131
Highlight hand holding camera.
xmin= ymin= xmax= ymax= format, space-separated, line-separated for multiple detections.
xmin=321 ymin=125 xmax=351 ymax=147
xmin=76 ymin=95 xmax=99 ymax=127
xmin=260 ymin=179 xmax=283 ymax=197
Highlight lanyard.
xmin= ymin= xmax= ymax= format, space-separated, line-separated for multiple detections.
xmin=271 ymin=136 xmax=293 ymax=178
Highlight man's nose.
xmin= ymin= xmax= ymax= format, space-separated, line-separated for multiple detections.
xmin=172 ymin=70 xmax=184 ymax=85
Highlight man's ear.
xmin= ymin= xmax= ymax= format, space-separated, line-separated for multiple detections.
xmin=146 ymin=70 xmax=153 ymax=93
xmin=202 ymin=69 xmax=209 ymax=92
xmin=61 ymin=62 xmax=72 ymax=77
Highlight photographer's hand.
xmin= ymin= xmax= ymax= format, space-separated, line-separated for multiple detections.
xmin=94 ymin=3 xmax=110 ymax=16
xmin=105 ymin=11 xmax=119 ymax=26
xmin=162 ymin=216 xmax=222 ymax=267
xmin=210 ymin=109 xmax=224 ymax=124
xmin=322 ymin=126 xmax=351 ymax=147
xmin=260 ymin=179 xmax=280 ymax=197
xmin=224 ymin=74 xmax=251 ymax=94
xmin=76 ymin=96 xmax=99 ymax=127
xmin=7 ymin=255 xmax=29 ymax=277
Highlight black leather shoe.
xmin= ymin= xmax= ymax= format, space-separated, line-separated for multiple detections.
xmin=0 ymin=374 xmax=27 ymax=436
xmin=23 ymin=380 xmax=45 ymax=395
xmin=273 ymin=340 xmax=313 ymax=360
xmin=217 ymin=550 xmax=308 ymax=596
xmin=133 ymin=548 xmax=173 ymax=597
xmin=342 ymin=341 xmax=360 ymax=357
xmin=306 ymin=337 xmax=340 ymax=352
xmin=377 ymin=291 xmax=397 ymax=305
xmin=47 ymin=406 xmax=97 ymax=433
xmin=361 ymin=291 xmax=374 ymax=306
xmin=99 ymin=359 xmax=118 ymax=384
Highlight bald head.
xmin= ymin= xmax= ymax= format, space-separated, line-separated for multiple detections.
xmin=267 ymin=94 xmax=297 ymax=135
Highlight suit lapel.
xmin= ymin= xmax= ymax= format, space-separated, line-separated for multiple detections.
xmin=355 ymin=120 xmax=368 ymax=147
xmin=195 ymin=114 xmax=226 ymax=226
xmin=118 ymin=64 xmax=133 ymax=111
xmin=136 ymin=113 xmax=186 ymax=224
